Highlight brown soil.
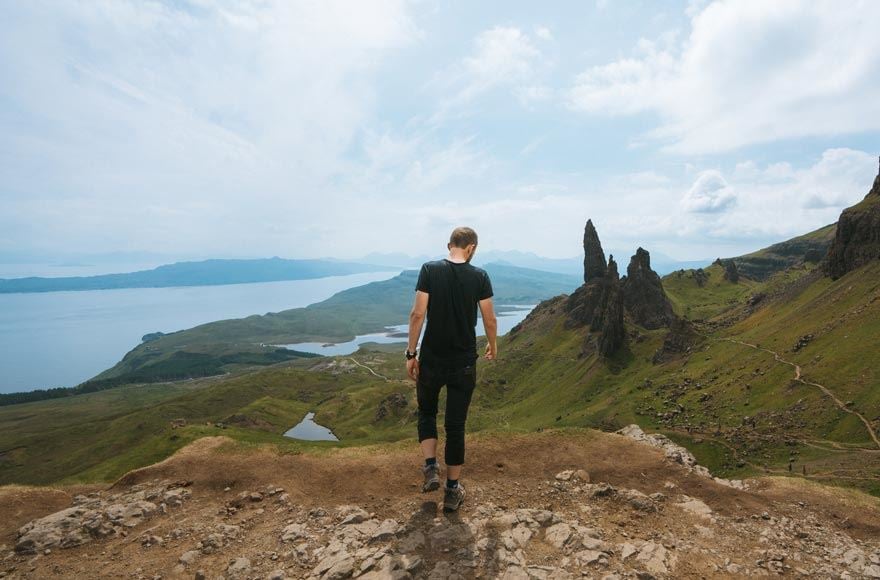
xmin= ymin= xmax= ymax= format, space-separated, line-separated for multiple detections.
xmin=2 ymin=429 xmax=879 ymax=579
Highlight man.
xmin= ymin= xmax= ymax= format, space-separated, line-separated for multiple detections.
xmin=406 ymin=226 xmax=498 ymax=512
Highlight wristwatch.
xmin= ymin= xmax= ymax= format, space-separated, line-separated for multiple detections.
xmin=405 ymin=349 xmax=418 ymax=360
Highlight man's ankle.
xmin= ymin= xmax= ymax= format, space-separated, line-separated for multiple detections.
xmin=425 ymin=457 xmax=437 ymax=467
xmin=446 ymin=478 xmax=459 ymax=489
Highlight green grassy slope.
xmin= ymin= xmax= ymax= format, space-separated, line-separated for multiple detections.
xmin=662 ymin=263 xmax=759 ymax=320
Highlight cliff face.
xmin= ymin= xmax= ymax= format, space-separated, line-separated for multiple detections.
xmin=824 ymin=156 xmax=880 ymax=280
xmin=598 ymin=257 xmax=625 ymax=356
xmin=565 ymin=221 xmax=625 ymax=356
xmin=621 ymin=248 xmax=675 ymax=330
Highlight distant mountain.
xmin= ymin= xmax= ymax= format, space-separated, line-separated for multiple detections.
xmin=0 ymin=258 xmax=393 ymax=294
xmin=352 ymin=252 xmax=434 ymax=269
xmin=475 ymin=249 xmax=710 ymax=276
xmin=350 ymin=249 xmax=710 ymax=277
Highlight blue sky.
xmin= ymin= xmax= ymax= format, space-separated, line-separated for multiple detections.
xmin=1 ymin=0 xmax=879 ymax=267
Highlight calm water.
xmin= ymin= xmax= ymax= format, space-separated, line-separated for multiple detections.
xmin=0 ymin=271 xmax=399 ymax=394
xmin=284 ymin=412 xmax=339 ymax=441
xmin=275 ymin=305 xmax=535 ymax=356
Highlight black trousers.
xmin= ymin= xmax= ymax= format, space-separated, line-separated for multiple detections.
xmin=416 ymin=360 xmax=477 ymax=466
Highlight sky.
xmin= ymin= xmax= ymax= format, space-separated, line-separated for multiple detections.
xmin=1 ymin=0 xmax=879 ymax=267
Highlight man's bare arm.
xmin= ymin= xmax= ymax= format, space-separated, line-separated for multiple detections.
xmin=407 ymin=291 xmax=429 ymax=380
xmin=479 ymin=297 xmax=498 ymax=359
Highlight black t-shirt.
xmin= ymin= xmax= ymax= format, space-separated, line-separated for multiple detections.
xmin=415 ymin=259 xmax=494 ymax=366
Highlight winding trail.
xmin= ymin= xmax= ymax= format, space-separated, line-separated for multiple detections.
xmin=722 ymin=338 xmax=880 ymax=450
xmin=347 ymin=358 xmax=390 ymax=381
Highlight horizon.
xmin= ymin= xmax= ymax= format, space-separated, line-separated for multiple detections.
xmin=2 ymin=1 xmax=879 ymax=264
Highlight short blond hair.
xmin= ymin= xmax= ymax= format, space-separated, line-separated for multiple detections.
xmin=449 ymin=226 xmax=478 ymax=249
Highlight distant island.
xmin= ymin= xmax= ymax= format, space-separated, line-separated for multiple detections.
xmin=0 ymin=257 xmax=392 ymax=294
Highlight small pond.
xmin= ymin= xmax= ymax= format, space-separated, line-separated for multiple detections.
xmin=284 ymin=412 xmax=339 ymax=441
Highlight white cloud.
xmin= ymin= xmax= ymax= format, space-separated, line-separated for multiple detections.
xmin=460 ymin=26 xmax=542 ymax=100
xmin=0 ymin=0 xmax=417 ymax=256
xmin=681 ymin=170 xmax=736 ymax=213
xmin=515 ymin=85 xmax=554 ymax=106
xmin=567 ymin=0 xmax=880 ymax=153
xmin=682 ymin=148 xmax=876 ymax=244
xmin=429 ymin=25 xmax=548 ymax=121
xmin=535 ymin=26 xmax=554 ymax=41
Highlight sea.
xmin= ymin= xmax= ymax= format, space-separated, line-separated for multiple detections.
xmin=0 ymin=271 xmax=400 ymax=394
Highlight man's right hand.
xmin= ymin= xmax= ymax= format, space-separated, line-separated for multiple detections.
xmin=406 ymin=357 xmax=420 ymax=382
xmin=484 ymin=342 xmax=497 ymax=360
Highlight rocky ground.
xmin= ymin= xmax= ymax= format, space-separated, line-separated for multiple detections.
xmin=1 ymin=427 xmax=879 ymax=579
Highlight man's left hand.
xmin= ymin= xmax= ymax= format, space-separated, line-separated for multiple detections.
xmin=406 ymin=358 xmax=420 ymax=382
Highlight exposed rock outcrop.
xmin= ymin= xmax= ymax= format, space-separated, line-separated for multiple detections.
xmin=565 ymin=221 xmax=626 ymax=356
xmin=16 ymin=480 xmax=192 ymax=554
xmin=616 ymin=424 xmax=747 ymax=490
xmin=598 ymin=257 xmax=625 ymax=357
xmin=621 ymin=248 xmax=675 ymax=330
xmin=824 ymin=156 xmax=880 ymax=280
xmin=374 ymin=392 xmax=408 ymax=422
xmin=719 ymin=258 xmax=740 ymax=282
xmin=564 ymin=281 xmax=608 ymax=329
xmin=652 ymin=317 xmax=701 ymax=364
xmin=582 ymin=219 xmax=607 ymax=283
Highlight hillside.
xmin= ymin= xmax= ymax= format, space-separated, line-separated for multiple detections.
xmin=0 ymin=258 xmax=392 ymax=294
xmin=1 ymin=429 xmax=878 ymax=579
xmin=727 ymin=223 xmax=837 ymax=280
xmin=75 ymin=264 xmax=578 ymax=393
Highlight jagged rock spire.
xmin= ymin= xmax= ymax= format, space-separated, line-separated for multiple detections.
xmin=627 ymin=247 xmax=653 ymax=279
xmin=598 ymin=256 xmax=625 ymax=357
xmin=583 ymin=219 xmax=608 ymax=283
xmin=622 ymin=247 xmax=675 ymax=330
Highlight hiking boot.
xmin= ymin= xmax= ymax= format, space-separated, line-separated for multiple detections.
xmin=443 ymin=482 xmax=466 ymax=512
xmin=422 ymin=463 xmax=440 ymax=492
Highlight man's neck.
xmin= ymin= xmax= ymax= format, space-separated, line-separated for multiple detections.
xmin=446 ymin=252 xmax=468 ymax=263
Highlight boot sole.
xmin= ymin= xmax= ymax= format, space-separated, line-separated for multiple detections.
xmin=422 ymin=480 xmax=440 ymax=493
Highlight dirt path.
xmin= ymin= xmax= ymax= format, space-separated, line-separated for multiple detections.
xmin=722 ymin=338 xmax=880 ymax=450
xmin=347 ymin=357 xmax=390 ymax=381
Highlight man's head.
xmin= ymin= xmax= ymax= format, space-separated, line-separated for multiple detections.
xmin=448 ymin=226 xmax=478 ymax=263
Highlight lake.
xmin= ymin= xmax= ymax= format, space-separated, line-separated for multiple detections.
xmin=274 ymin=305 xmax=535 ymax=356
xmin=0 ymin=271 xmax=399 ymax=394
xmin=284 ymin=412 xmax=339 ymax=441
